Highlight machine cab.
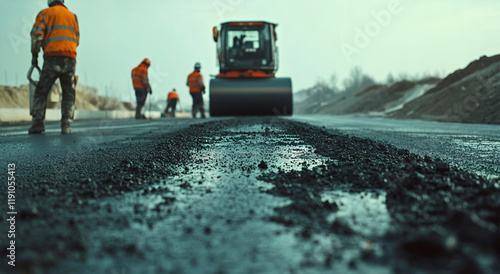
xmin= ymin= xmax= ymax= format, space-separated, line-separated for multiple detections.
xmin=213 ymin=22 xmax=279 ymax=75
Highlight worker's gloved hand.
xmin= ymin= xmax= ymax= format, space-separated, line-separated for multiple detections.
xmin=148 ymin=89 xmax=152 ymax=95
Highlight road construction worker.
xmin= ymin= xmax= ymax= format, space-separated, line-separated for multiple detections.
xmin=28 ymin=0 xmax=79 ymax=134
xmin=164 ymin=89 xmax=179 ymax=117
xmin=186 ymin=62 xmax=206 ymax=118
xmin=132 ymin=58 xmax=152 ymax=119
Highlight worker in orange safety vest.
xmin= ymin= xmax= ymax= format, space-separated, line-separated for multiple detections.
xmin=131 ymin=58 xmax=152 ymax=119
xmin=28 ymin=0 xmax=80 ymax=134
xmin=186 ymin=62 xmax=206 ymax=118
xmin=164 ymin=89 xmax=179 ymax=117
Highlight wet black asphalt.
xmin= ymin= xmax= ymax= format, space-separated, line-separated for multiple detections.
xmin=0 ymin=116 xmax=498 ymax=273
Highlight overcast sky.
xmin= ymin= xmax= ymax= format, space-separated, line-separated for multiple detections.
xmin=1 ymin=0 xmax=500 ymax=104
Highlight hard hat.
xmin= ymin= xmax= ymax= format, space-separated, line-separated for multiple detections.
xmin=194 ymin=62 xmax=201 ymax=69
xmin=142 ymin=58 xmax=151 ymax=66
xmin=48 ymin=0 xmax=64 ymax=6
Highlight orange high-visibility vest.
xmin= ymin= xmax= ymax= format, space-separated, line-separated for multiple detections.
xmin=187 ymin=70 xmax=204 ymax=93
xmin=31 ymin=4 xmax=79 ymax=59
xmin=131 ymin=63 xmax=150 ymax=89
xmin=167 ymin=91 xmax=179 ymax=100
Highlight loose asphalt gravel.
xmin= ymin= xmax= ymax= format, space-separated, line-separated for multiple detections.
xmin=1 ymin=117 xmax=499 ymax=274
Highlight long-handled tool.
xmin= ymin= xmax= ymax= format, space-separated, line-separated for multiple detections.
xmin=178 ymin=98 xmax=184 ymax=113
xmin=27 ymin=65 xmax=42 ymax=115
xmin=148 ymin=93 xmax=152 ymax=120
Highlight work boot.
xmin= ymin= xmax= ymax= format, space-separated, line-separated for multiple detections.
xmin=61 ymin=120 xmax=72 ymax=134
xmin=28 ymin=120 xmax=45 ymax=134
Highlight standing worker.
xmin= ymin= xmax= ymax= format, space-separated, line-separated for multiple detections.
xmin=132 ymin=58 xmax=152 ymax=119
xmin=28 ymin=0 xmax=80 ymax=134
xmin=186 ymin=62 xmax=206 ymax=119
xmin=164 ymin=89 xmax=179 ymax=117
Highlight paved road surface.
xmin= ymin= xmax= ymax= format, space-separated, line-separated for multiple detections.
xmin=293 ymin=115 xmax=500 ymax=178
xmin=0 ymin=116 xmax=498 ymax=273
xmin=2 ymin=116 xmax=499 ymax=178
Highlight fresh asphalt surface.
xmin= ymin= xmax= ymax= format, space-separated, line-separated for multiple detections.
xmin=0 ymin=118 xmax=211 ymax=164
xmin=293 ymin=115 xmax=500 ymax=179
xmin=0 ymin=115 xmax=499 ymax=273
xmin=2 ymin=115 xmax=498 ymax=178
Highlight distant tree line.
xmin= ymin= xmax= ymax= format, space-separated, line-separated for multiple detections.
xmin=302 ymin=67 xmax=441 ymax=103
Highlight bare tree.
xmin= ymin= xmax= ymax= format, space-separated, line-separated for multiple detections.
xmin=386 ymin=73 xmax=395 ymax=85
xmin=305 ymin=81 xmax=336 ymax=102
xmin=342 ymin=67 xmax=376 ymax=94
xmin=329 ymin=74 xmax=339 ymax=92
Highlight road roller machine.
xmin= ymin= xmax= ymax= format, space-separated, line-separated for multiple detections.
xmin=210 ymin=21 xmax=293 ymax=116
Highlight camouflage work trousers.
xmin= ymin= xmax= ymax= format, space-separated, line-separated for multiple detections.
xmin=32 ymin=56 xmax=76 ymax=123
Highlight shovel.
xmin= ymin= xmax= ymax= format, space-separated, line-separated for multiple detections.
xmin=27 ymin=65 xmax=42 ymax=115
xmin=148 ymin=93 xmax=152 ymax=120
xmin=178 ymin=98 xmax=184 ymax=114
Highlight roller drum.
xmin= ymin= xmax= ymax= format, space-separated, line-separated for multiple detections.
xmin=209 ymin=77 xmax=293 ymax=116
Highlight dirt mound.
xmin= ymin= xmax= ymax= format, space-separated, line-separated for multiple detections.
xmin=426 ymin=55 xmax=500 ymax=95
xmin=416 ymin=77 xmax=441 ymax=85
xmin=0 ymin=84 xmax=131 ymax=111
xmin=0 ymin=85 xmax=30 ymax=108
xmin=388 ymin=80 xmax=415 ymax=93
xmin=295 ymin=54 xmax=500 ymax=124
xmin=97 ymin=96 xmax=129 ymax=111
xmin=356 ymin=84 xmax=386 ymax=97
xmin=76 ymin=85 xmax=99 ymax=111
xmin=391 ymin=55 xmax=500 ymax=124
xmin=307 ymin=79 xmax=439 ymax=115
xmin=122 ymin=102 xmax=135 ymax=111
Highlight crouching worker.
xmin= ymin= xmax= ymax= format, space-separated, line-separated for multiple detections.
xmin=164 ymin=89 xmax=179 ymax=117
